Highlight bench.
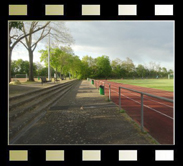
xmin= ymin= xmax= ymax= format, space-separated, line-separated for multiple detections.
xmin=41 ymin=77 xmax=51 ymax=85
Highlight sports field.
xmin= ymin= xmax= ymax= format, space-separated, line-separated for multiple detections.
xmin=109 ymin=79 xmax=174 ymax=92
xmin=94 ymin=79 xmax=174 ymax=144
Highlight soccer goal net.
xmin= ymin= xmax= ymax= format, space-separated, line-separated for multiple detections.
xmin=168 ymin=74 xmax=174 ymax=79
xmin=14 ymin=74 xmax=28 ymax=82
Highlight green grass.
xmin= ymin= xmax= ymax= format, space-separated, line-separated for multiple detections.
xmin=109 ymin=79 xmax=174 ymax=92
xmin=119 ymin=109 xmax=126 ymax=113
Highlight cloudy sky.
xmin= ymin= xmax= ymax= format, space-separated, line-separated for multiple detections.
xmin=12 ymin=21 xmax=174 ymax=70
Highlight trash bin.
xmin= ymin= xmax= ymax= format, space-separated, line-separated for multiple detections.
xmin=92 ymin=80 xmax=94 ymax=85
xmin=99 ymin=85 xmax=104 ymax=95
xmin=38 ymin=76 xmax=40 ymax=80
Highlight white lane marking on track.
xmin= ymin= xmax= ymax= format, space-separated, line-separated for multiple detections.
xmin=110 ymin=87 xmax=173 ymax=120
xmin=121 ymin=92 xmax=173 ymax=120
xmin=111 ymin=89 xmax=119 ymax=94
xmin=110 ymin=84 xmax=173 ymax=108
xmin=123 ymin=90 xmax=173 ymax=108
xmin=104 ymin=81 xmax=173 ymax=98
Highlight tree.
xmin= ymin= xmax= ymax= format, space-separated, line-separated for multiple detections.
xmin=79 ymin=61 xmax=91 ymax=79
xmin=20 ymin=22 xmax=51 ymax=81
xmin=82 ymin=55 xmax=97 ymax=76
xmin=121 ymin=57 xmax=135 ymax=78
xmin=71 ymin=55 xmax=82 ymax=78
xmin=161 ymin=67 xmax=168 ymax=77
xmin=38 ymin=67 xmax=55 ymax=77
xmin=59 ymin=46 xmax=74 ymax=77
xmin=10 ymin=59 xmax=37 ymax=77
xmin=168 ymin=69 xmax=173 ymax=75
xmin=148 ymin=61 xmax=161 ymax=78
xmin=20 ymin=21 xmax=74 ymax=81
xmin=39 ymin=47 xmax=60 ymax=79
xmin=35 ymin=62 xmax=44 ymax=76
xmin=9 ymin=21 xmax=50 ymax=82
xmin=96 ymin=55 xmax=112 ymax=79
xmin=40 ymin=47 xmax=71 ymax=79
xmin=136 ymin=64 xmax=146 ymax=78
xmin=11 ymin=60 xmax=19 ymax=77
xmin=19 ymin=60 xmax=30 ymax=74
xmin=111 ymin=58 xmax=122 ymax=78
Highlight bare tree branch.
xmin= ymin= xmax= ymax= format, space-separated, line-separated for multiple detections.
xmin=31 ymin=28 xmax=50 ymax=49
xmin=10 ymin=21 xmax=51 ymax=50
xmin=18 ymin=40 xmax=29 ymax=50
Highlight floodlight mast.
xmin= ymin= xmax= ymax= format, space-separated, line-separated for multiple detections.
xmin=48 ymin=27 xmax=51 ymax=81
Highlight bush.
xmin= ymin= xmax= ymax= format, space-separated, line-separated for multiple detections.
xmin=77 ymin=74 xmax=83 ymax=80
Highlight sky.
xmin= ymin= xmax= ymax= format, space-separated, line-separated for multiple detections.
xmin=12 ymin=21 xmax=174 ymax=70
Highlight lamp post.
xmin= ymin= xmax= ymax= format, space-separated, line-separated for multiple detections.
xmin=48 ymin=28 xmax=51 ymax=81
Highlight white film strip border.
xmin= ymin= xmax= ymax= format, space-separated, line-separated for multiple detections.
xmin=9 ymin=149 xmax=175 ymax=161
xmin=8 ymin=4 xmax=174 ymax=16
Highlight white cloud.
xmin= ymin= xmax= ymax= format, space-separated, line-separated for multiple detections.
xmin=67 ymin=21 xmax=174 ymax=70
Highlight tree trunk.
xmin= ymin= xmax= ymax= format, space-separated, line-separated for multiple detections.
xmin=28 ymin=50 xmax=34 ymax=81
xmin=60 ymin=66 xmax=63 ymax=79
xmin=56 ymin=68 xmax=57 ymax=80
xmin=9 ymin=47 xmax=13 ymax=83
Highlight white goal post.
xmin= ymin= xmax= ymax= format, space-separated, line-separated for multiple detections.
xmin=168 ymin=74 xmax=174 ymax=79
xmin=14 ymin=74 xmax=28 ymax=81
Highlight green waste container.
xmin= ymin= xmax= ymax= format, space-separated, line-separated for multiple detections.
xmin=99 ymin=85 xmax=104 ymax=95
xmin=92 ymin=80 xmax=94 ymax=85
xmin=38 ymin=76 xmax=40 ymax=80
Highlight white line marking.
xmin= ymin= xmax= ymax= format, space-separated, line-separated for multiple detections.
xmin=120 ymin=92 xmax=173 ymax=120
xmin=111 ymin=84 xmax=173 ymax=108
xmin=110 ymin=87 xmax=173 ymax=120
xmin=123 ymin=90 xmax=173 ymax=108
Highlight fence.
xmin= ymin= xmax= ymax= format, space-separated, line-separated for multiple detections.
xmin=87 ymin=78 xmax=173 ymax=133
xmin=118 ymin=86 xmax=173 ymax=132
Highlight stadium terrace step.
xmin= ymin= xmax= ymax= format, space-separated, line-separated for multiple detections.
xmin=9 ymin=80 xmax=76 ymax=112
xmin=9 ymin=81 xmax=76 ymax=121
xmin=9 ymin=80 xmax=75 ymax=102
xmin=9 ymin=80 xmax=79 ymax=143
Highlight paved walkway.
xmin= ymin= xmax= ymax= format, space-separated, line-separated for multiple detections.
xmin=13 ymin=80 xmax=158 ymax=145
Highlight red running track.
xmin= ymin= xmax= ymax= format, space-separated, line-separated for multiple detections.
xmin=94 ymin=80 xmax=174 ymax=144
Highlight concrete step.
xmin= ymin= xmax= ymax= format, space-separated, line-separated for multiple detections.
xmin=9 ymin=80 xmax=76 ymax=103
xmin=9 ymin=80 xmax=76 ymax=112
xmin=9 ymin=80 xmax=78 ymax=142
xmin=9 ymin=81 xmax=76 ymax=121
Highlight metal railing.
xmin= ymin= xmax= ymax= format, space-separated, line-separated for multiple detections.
xmin=88 ymin=78 xmax=174 ymax=132
xmin=118 ymin=86 xmax=173 ymax=132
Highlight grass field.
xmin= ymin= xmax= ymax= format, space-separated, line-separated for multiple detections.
xmin=109 ymin=79 xmax=174 ymax=92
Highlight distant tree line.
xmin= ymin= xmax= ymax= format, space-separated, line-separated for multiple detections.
xmin=11 ymin=59 xmax=55 ymax=78
xmin=11 ymin=55 xmax=173 ymax=80
xmin=78 ymin=56 xmax=173 ymax=79
xmin=109 ymin=57 xmax=173 ymax=79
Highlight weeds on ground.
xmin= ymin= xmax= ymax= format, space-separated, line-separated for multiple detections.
xmin=119 ymin=109 xmax=126 ymax=113
xmin=104 ymin=96 xmax=111 ymax=102
xmin=120 ymin=109 xmax=159 ymax=144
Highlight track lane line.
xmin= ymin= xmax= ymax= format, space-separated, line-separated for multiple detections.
xmin=109 ymin=84 xmax=173 ymax=108
xmin=109 ymin=87 xmax=173 ymax=120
